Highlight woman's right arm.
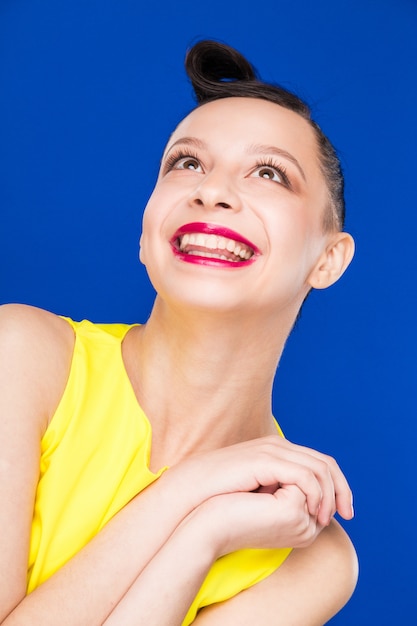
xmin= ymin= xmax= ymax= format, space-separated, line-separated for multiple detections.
xmin=0 ymin=304 xmax=72 ymax=618
xmin=0 ymin=305 xmax=215 ymax=624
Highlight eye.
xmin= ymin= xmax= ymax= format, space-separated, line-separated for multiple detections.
xmin=176 ymin=157 xmax=202 ymax=171
xmin=162 ymin=150 xmax=203 ymax=175
xmin=256 ymin=166 xmax=281 ymax=181
xmin=251 ymin=160 xmax=290 ymax=187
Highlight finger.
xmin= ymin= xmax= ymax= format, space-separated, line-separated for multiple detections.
xmin=275 ymin=485 xmax=322 ymax=547
xmin=261 ymin=459 xmax=323 ymax=518
xmin=259 ymin=440 xmax=334 ymax=521
xmin=299 ymin=448 xmax=353 ymax=521
xmin=267 ymin=438 xmax=353 ymax=522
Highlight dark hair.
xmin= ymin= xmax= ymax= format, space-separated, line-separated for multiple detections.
xmin=185 ymin=40 xmax=345 ymax=231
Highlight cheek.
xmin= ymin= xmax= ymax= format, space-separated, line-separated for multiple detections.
xmin=138 ymin=199 xmax=156 ymax=267
xmin=138 ymin=234 xmax=145 ymax=264
xmin=138 ymin=189 xmax=172 ymax=268
xmin=265 ymin=202 xmax=325 ymax=282
xmin=264 ymin=201 xmax=309 ymax=248
xmin=138 ymin=216 xmax=156 ymax=268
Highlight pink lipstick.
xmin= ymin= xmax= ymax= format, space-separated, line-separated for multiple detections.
xmin=170 ymin=222 xmax=259 ymax=268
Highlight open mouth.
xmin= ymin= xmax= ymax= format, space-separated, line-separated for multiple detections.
xmin=171 ymin=223 xmax=258 ymax=266
xmin=179 ymin=232 xmax=254 ymax=261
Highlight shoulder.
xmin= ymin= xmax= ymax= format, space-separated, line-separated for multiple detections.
xmin=0 ymin=302 xmax=73 ymax=337
xmin=0 ymin=304 xmax=75 ymax=429
xmin=0 ymin=304 xmax=75 ymax=362
xmin=194 ymin=520 xmax=358 ymax=625
xmin=275 ymin=519 xmax=359 ymax=618
xmin=263 ymin=521 xmax=358 ymax=624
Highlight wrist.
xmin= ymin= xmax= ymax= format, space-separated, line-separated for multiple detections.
xmin=162 ymin=459 xmax=212 ymax=512
xmin=177 ymin=505 xmax=220 ymax=565
xmin=151 ymin=465 xmax=200 ymax=518
xmin=186 ymin=496 xmax=235 ymax=559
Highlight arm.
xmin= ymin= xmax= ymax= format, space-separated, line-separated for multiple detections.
xmin=103 ymin=502 xmax=217 ymax=626
xmin=0 ymin=305 xmax=205 ymax=624
xmin=0 ymin=305 xmax=71 ymax=619
xmin=104 ymin=484 xmax=320 ymax=625
xmin=194 ymin=520 xmax=358 ymax=626
xmin=0 ymin=305 xmax=354 ymax=624
xmin=103 ymin=485 xmax=356 ymax=625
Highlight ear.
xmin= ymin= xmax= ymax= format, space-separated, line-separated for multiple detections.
xmin=307 ymin=232 xmax=355 ymax=290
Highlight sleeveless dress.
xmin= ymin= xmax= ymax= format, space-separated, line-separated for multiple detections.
xmin=27 ymin=318 xmax=292 ymax=624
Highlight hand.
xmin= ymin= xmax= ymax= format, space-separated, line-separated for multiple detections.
xmin=192 ymin=484 xmax=323 ymax=557
xmin=168 ymin=436 xmax=353 ymax=527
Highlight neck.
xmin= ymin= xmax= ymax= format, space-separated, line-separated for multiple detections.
xmin=124 ymin=296 xmax=297 ymax=466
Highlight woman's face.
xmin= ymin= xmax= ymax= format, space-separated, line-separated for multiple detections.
xmin=140 ymin=97 xmax=335 ymax=317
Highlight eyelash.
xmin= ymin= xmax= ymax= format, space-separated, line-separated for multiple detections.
xmin=162 ymin=150 xmax=291 ymax=189
xmin=162 ymin=149 xmax=201 ymax=174
xmin=253 ymin=158 xmax=291 ymax=188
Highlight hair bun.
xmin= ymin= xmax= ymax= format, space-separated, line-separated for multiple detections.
xmin=185 ymin=40 xmax=258 ymax=103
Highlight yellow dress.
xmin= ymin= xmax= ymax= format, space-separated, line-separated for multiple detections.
xmin=28 ymin=318 xmax=292 ymax=624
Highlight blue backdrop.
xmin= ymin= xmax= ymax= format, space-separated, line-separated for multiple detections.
xmin=1 ymin=1 xmax=416 ymax=623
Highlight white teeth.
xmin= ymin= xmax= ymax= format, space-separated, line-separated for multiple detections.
xmin=180 ymin=233 xmax=190 ymax=249
xmin=206 ymin=234 xmax=218 ymax=249
xmin=226 ymin=239 xmax=235 ymax=252
xmin=177 ymin=232 xmax=254 ymax=261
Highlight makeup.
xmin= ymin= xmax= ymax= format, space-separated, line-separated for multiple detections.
xmin=170 ymin=222 xmax=259 ymax=267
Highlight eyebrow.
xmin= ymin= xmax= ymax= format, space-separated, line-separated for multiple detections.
xmin=164 ymin=137 xmax=306 ymax=181
xmin=164 ymin=137 xmax=208 ymax=156
xmin=248 ymin=144 xmax=306 ymax=181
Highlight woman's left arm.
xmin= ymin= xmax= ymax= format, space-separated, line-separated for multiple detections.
xmin=104 ymin=484 xmax=356 ymax=625
xmin=102 ymin=501 xmax=216 ymax=625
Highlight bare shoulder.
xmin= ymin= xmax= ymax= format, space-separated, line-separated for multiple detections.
xmin=194 ymin=520 xmax=358 ymax=625
xmin=0 ymin=302 xmax=72 ymax=337
xmin=0 ymin=303 xmax=75 ymax=428
xmin=0 ymin=302 xmax=73 ymax=341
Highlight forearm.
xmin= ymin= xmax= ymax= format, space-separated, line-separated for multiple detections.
xmin=104 ymin=507 xmax=217 ymax=626
xmin=2 ymin=434 xmax=354 ymax=624
xmin=3 ymin=470 xmax=197 ymax=626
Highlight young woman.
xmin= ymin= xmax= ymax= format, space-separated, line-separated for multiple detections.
xmin=0 ymin=41 xmax=357 ymax=625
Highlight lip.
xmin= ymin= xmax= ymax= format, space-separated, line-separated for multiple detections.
xmin=171 ymin=222 xmax=260 ymax=254
xmin=169 ymin=222 xmax=260 ymax=268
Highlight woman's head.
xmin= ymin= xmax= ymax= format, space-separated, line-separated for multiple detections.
xmin=185 ymin=40 xmax=345 ymax=233
xmin=140 ymin=41 xmax=354 ymax=321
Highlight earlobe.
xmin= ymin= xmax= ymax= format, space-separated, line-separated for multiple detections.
xmin=308 ymin=232 xmax=355 ymax=290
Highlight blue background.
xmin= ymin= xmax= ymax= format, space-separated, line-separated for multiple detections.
xmin=1 ymin=1 xmax=416 ymax=623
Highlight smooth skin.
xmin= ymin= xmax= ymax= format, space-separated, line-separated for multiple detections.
xmin=0 ymin=97 xmax=357 ymax=624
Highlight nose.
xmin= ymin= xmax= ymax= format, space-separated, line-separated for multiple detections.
xmin=188 ymin=170 xmax=242 ymax=213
